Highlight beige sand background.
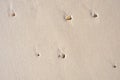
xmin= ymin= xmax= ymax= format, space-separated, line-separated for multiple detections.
xmin=0 ymin=0 xmax=120 ymax=80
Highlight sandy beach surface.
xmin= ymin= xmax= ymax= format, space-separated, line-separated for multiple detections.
xmin=0 ymin=0 xmax=120 ymax=80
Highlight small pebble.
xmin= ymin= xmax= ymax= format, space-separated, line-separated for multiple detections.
xmin=65 ymin=15 xmax=72 ymax=20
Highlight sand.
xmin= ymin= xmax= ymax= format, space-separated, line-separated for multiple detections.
xmin=0 ymin=0 xmax=120 ymax=80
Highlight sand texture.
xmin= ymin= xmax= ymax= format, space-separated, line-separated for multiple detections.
xmin=0 ymin=0 xmax=120 ymax=80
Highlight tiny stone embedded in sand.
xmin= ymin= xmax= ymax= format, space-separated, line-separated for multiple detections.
xmin=65 ymin=15 xmax=72 ymax=20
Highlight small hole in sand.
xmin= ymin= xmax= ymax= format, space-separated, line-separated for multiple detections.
xmin=11 ymin=12 xmax=15 ymax=17
xmin=36 ymin=53 xmax=40 ymax=57
xmin=90 ymin=12 xmax=98 ymax=18
xmin=58 ymin=54 xmax=65 ymax=59
xmin=113 ymin=65 xmax=117 ymax=68
xmin=65 ymin=15 xmax=72 ymax=20
xmin=37 ymin=54 xmax=40 ymax=56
